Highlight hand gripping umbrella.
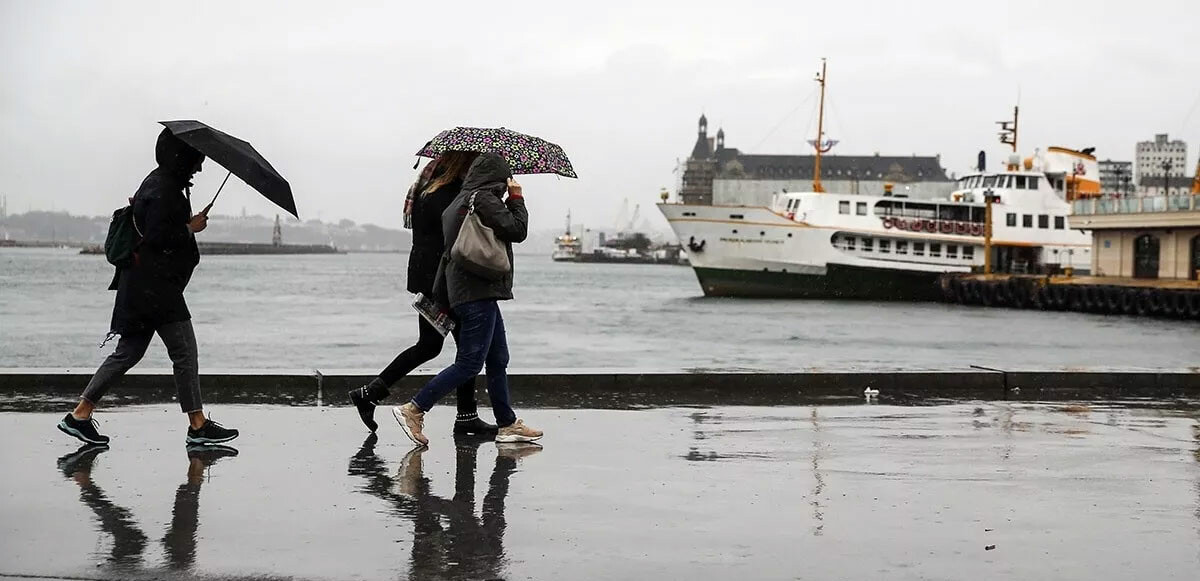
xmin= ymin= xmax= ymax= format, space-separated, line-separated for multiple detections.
xmin=416 ymin=127 xmax=576 ymax=178
xmin=159 ymin=120 xmax=298 ymax=218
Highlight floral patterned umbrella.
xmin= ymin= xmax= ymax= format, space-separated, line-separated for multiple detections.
xmin=416 ymin=127 xmax=577 ymax=178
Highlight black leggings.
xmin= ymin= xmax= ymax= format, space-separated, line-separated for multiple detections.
xmin=378 ymin=316 xmax=476 ymax=415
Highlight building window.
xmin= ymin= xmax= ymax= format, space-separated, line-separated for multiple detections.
xmin=839 ymin=201 xmax=850 ymax=214
xmin=1006 ymin=213 xmax=1017 ymax=227
xmin=879 ymin=239 xmax=891 ymax=253
xmin=856 ymin=202 xmax=867 ymax=216
xmin=947 ymin=245 xmax=958 ymax=258
xmin=913 ymin=242 xmax=925 ymax=256
xmin=1022 ymin=214 xmax=1033 ymax=228
xmin=896 ymin=240 xmax=908 ymax=254
xmin=930 ymin=243 xmax=942 ymax=257
xmin=862 ymin=238 xmax=874 ymax=252
xmin=1038 ymin=214 xmax=1049 ymax=229
xmin=963 ymin=246 xmax=975 ymax=260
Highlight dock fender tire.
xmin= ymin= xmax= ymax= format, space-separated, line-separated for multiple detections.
xmin=1030 ymin=285 xmax=1048 ymax=310
xmin=1049 ymin=285 xmax=1069 ymax=310
xmin=1186 ymin=292 xmax=1200 ymax=320
xmin=1067 ymin=286 xmax=1086 ymax=312
xmin=979 ymin=282 xmax=994 ymax=306
xmin=1086 ymin=286 xmax=1107 ymax=313
xmin=1103 ymin=286 xmax=1122 ymax=312
xmin=1009 ymin=280 xmax=1030 ymax=309
xmin=1169 ymin=291 xmax=1189 ymax=318
xmin=940 ymin=276 xmax=958 ymax=302
xmin=993 ymin=281 xmax=1012 ymax=307
xmin=1148 ymin=290 xmax=1167 ymax=316
xmin=1134 ymin=290 xmax=1152 ymax=316
xmin=1119 ymin=287 xmax=1137 ymax=315
xmin=968 ymin=280 xmax=984 ymax=305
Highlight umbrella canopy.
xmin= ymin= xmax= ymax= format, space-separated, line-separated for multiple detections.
xmin=159 ymin=120 xmax=297 ymax=218
xmin=416 ymin=127 xmax=577 ymax=178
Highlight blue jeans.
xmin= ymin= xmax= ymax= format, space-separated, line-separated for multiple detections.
xmin=411 ymin=300 xmax=516 ymax=427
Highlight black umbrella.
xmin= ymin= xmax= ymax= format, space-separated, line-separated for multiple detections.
xmin=159 ymin=120 xmax=297 ymax=218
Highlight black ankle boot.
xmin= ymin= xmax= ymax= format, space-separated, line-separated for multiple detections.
xmin=349 ymin=378 xmax=390 ymax=433
xmin=453 ymin=413 xmax=498 ymax=436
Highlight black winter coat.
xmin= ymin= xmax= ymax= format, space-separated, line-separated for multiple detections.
xmin=109 ymin=132 xmax=202 ymax=335
xmin=406 ymin=178 xmax=463 ymax=296
xmin=436 ymin=153 xmax=528 ymax=309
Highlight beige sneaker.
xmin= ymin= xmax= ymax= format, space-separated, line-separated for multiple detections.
xmin=495 ymin=419 xmax=543 ymax=443
xmin=495 ymin=441 xmax=543 ymax=460
xmin=392 ymin=403 xmax=428 ymax=446
xmin=395 ymin=446 xmax=425 ymax=498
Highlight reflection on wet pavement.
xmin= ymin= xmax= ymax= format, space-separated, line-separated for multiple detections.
xmin=2 ymin=402 xmax=1198 ymax=580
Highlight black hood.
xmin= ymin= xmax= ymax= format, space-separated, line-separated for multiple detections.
xmin=460 ymin=152 xmax=512 ymax=193
xmin=155 ymin=128 xmax=204 ymax=176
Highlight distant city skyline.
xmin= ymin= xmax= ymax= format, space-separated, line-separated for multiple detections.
xmin=2 ymin=0 xmax=1198 ymax=231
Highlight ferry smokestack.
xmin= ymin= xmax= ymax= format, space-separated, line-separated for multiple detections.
xmin=977 ymin=151 xmax=987 ymax=172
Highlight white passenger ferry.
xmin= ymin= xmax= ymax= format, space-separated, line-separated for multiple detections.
xmin=658 ymin=66 xmax=1097 ymax=300
xmin=659 ymin=147 xmax=1095 ymax=300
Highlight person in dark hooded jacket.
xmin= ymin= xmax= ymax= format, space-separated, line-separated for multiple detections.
xmin=392 ymin=153 xmax=543 ymax=446
xmin=57 ymin=128 xmax=239 ymax=447
xmin=348 ymin=151 xmax=494 ymax=435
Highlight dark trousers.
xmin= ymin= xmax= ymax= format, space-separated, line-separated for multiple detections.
xmin=81 ymin=320 xmax=202 ymax=413
xmin=411 ymin=300 xmax=515 ymax=427
xmin=378 ymin=315 xmax=476 ymax=417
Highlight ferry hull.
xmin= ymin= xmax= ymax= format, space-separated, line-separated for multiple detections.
xmin=693 ymin=263 xmax=944 ymax=301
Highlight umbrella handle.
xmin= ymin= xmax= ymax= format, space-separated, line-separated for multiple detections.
xmin=201 ymin=171 xmax=233 ymax=217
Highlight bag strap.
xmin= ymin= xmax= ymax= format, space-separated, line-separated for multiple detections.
xmin=467 ymin=191 xmax=478 ymax=215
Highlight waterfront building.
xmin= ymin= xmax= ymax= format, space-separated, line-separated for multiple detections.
xmin=1098 ymin=159 xmax=1134 ymax=196
xmin=1135 ymin=133 xmax=1187 ymax=184
xmin=1071 ymin=193 xmax=1200 ymax=280
xmin=678 ymin=115 xmax=954 ymax=208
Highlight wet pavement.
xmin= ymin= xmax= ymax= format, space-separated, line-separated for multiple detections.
xmin=2 ymin=402 xmax=1198 ymax=580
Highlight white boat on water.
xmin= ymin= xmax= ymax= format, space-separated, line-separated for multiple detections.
xmin=551 ymin=210 xmax=582 ymax=261
xmin=657 ymin=61 xmax=1097 ymax=300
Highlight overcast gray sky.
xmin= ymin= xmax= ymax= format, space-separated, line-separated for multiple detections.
xmin=2 ymin=0 xmax=1198 ymax=232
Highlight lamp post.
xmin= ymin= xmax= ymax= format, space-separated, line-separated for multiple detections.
xmin=1161 ymin=160 xmax=1173 ymax=195
xmin=984 ymin=187 xmax=996 ymax=274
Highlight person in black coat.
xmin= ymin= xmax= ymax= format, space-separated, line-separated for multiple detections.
xmin=393 ymin=153 xmax=542 ymax=446
xmin=57 ymin=128 xmax=238 ymax=447
xmin=349 ymin=151 xmax=494 ymax=435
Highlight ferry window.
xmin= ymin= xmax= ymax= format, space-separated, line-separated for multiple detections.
xmin=1028 ymin=177 xmax=1039 ymax=190
xmin=896 ymin=240 xmax=909 ymax=254
xmin=947 ymin=245 xmax=958 ymax=258
xmin=983 ymin=176 xmax=997 ymax=187
xmin=930 ymin=243 xmax=942 ymax=257
xmin=845 ymin=236 xmax=856 ymax=250
xmin=1038 ymin=214 xmax=1049 ymax=229
xmin=1022 ymin=214 xmax=1033 ymax=228
xmin=913 ymin=242 xmax=925 ymax=256
xmin=839 ymin=201 xmax=850 ymax=214
xmin=963 ymin=246 xmax=975 ymax=259
xmin=1054 ymin=216 xmax=1065 ymax=230
xmin=1015 ymin=175 xmax=1027 ymax=189
xmin=1006 ymin=213 xmax=1017 ymax=227
xmin=862 ymin=238 xmax=874 ymax=251
xmin=730 ymin=214 xmax=744 ymax=220
xmin=856 ymin=202 xmax=867 ymax=216
xmin=879 ymin=239 xmax=891 ymax=253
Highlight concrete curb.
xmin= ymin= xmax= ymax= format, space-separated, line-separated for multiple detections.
xmin=2 ymin=368 xmax=1197 ymax=410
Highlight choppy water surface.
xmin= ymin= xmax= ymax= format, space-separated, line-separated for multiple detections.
xmin=1 ymin=248 xmax=1196 ymax=371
